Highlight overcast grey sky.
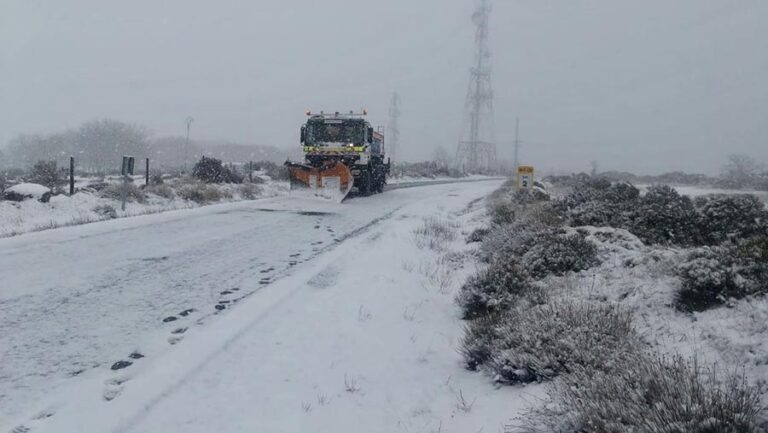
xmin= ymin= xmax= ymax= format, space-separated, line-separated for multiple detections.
xmin=1 ymin=0 xmax=766 ymax=174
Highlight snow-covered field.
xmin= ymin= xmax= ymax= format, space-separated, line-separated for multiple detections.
xmin=2 ymin=179 xmax=546 ymax=433
xmin=0 ymin=178 xmax=288 ymax=238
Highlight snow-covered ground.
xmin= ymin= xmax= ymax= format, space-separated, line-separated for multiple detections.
xmin=0 ymin=176 xmax=500 ymax=239
xmin=2 ymin=179 xmax=544 ymax=433
xmin=0 ymin=178 xmax=288 ymax=238
xmin=387 ymin=174 xmax=494 ymax=185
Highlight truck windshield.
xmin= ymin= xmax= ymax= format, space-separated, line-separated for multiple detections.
xmin=308 ymin=121 xmax=364 ymax=144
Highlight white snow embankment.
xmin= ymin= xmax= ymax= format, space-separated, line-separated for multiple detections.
xmin=0 ymin=179 xmax=288 ymax=238
xmin=19 ymin=179 xmax=539 ymax=433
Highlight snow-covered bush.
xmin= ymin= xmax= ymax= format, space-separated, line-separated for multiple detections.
xmin=93 ymin=204 xmax=117 ymax=219
xmin=460 ymin=314 xmax=502 ymax=370
xmin=512 ymin=187 xmax=550 ymax=204
xmin=26 ymin=160 xmax=64 ymax=192
xmin=145 ymin=183 xmax=175 ymax=200
xmin=2 ymin=183 xmax=52 ymax=202
xmin=489 ymin=199 xmax=516 ymax=226
xmin=520 ymin=231 xmax=600 ymax=279
xmin=466 ymin=226 xmax=490 ymax=243
xmin=238 ymin=183 xmax=260 ymax=199
xmin=0 ymin=171 xmax=7 ymax=194
xmin=192 ymin=156 xmax=243 ymax=184
xmin=252 ymin=161 xmax=290 ymax=181
xmin=558 ymin=180 xmax=639 ymax=228
xmin=456 ymin=257 xmax=534 ymax=319
xmin=413 ymin=217 xmax=457 ymax=251
xmin=676 ymin=242 xmax=768 ymax=311
xmin=519 ymin=354 xmax=764 ymax=433
xmin=100 ymin=182 xmax=146 ymax=203
xmin=676 ymin=247 xmax=735 ymax=311
xmin=695 ymin=194 xmax=768 ymax=245
xmin=472 ymin=300 xmax=637 ymax=384
xmin=630 ymin=184 xmax=699 ymax=246
xmin=176 ymin=181 xmax=222 ymax=203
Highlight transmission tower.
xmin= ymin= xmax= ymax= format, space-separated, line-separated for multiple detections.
xmin=388 ymin=92 xmax=401 ymax=163
xmin=456 ymin=0 xmax=496 ymax=173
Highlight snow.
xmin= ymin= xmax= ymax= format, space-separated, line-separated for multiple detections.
xmin=545 ymin=225 xmax=768 ymax=403
xmin=0 ymin=179 xmax=288 ymax=238
xmin=5 ymin=182 xmax=50 ymax=198
xmin=2 ymin=179 xmax=543 ymax=433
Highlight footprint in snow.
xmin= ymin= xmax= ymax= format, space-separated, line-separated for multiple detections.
xmin=163 ymin=316 xmax=178 ymax=323
xmin=179 ymin=308 xmax=195 ymax=317
xmin=103 ymin=377 xmax=128 ymax=401
xmin=172 ymin=327 xmax=188 ymax=334
xmin=111 ymin=360 xmax=132 ymax=371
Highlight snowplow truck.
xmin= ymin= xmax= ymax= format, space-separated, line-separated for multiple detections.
xmin=285 ymin=110 xmax=390 ymax=202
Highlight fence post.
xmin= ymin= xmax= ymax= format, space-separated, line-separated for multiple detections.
xmin=249 ymin=161 xmax=253 ymax=183
xmin=145 ymin=158 xmax=150 ymax=186
xmin=69 ymin=156 xmax=75 ymax=195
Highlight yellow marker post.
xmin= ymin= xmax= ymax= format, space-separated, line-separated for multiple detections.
xmin=517 ymin=165 xmax=534 ymax=190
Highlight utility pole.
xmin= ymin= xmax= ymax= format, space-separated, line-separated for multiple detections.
xmin=387 ymin=92 xmax=400 ymax=163
xmin=456 ymin=0 xmax=496 ymax=173
xmin=513 ymin=117 xmax=520 ymax=174
xmin=184 ymin=116 xmax=194 ymax=173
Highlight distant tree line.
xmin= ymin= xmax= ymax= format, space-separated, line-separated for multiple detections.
xmin=551 ymin=154 xmax=768 ymax=191
xmin=0 ymin=118 xmax=291 ymax=173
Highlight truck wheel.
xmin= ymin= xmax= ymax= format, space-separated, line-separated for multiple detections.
xmin=359 ymin=171 xmax=371 ymax=196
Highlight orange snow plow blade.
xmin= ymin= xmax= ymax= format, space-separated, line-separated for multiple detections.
xmin=285 ymin=161 xmax=354 ymax=203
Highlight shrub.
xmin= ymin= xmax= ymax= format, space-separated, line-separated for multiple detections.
xmin=192 ymin=156 xmax=243 ymax=184
xmin=473 ymin=300 xmax=637 ymax=384
xmin=630 ymin=184 xmax=699 ymax=246
xmin=520 ymin=354 xmax=764 ymax=433
xmin=695 ymin=194 xmax=768 ymax=245
xmin=561 ymin=180 xmax=640 ymax=228
xmin=413 ymin=217 xmax=457 ymax=251
xmin=489 ymin=199 xmax=516 ymax=226
xmin=145 ymin=183 xmax=175 ymax=200
xmin=238 ymin=183 xmax=260 ymax=200
xmin=456 ymin=257 xmax=534 ymax=319
xmin=466 ymin=227 xmax=491 ymax=243
xmin=27 ymin=160 xmax=64 ymax=192
xmin=149 ymin=170 xmax=165 ymax=185
xmin=177 ymin=182 xmax=222 ymax=203
xmin=93 ymin=204 xmax=117 ymax=219
xmin=100 ymin=182 xmax=146 ymax=203
xmin=460 ymin=314 xmax=502 ymax=370
xmin=520 ymin=231 xmax=600 ymax=279
xmin=253 ymin=161 xmax=290 ymax=181
xmin=676 ymin=243 xmax=768 ymax=311
xmin=0 ymin=171 xmax=7 ymax=194
xmin=480 ymin=225 xmax=526 ymax=263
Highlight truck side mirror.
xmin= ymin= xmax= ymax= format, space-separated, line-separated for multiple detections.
xmin=300 ymin=126 xmax=306 ymax=143
xmin=367 ymin=127 xmax=373 ymax=143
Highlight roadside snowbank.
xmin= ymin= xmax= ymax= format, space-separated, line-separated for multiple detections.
xmin=0 ymin=178 xmax=288 ymax=238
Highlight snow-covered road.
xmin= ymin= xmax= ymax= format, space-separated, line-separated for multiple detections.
xmin=2 ymin=179 xmax=536 ymax=433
